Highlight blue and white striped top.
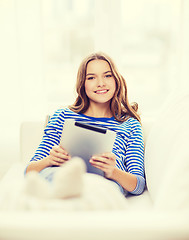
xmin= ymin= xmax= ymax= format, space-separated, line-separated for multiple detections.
xmin=30 ymin=107 xmax=145 ymax=195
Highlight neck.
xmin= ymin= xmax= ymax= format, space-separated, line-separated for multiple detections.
xmin=84 ymin=104 xmax=112 ymax=118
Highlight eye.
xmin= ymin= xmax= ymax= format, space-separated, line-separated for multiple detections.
xmin=86 ymin=76 xmax=95 ymax=80
xmin=104 ymin=74 xmax=112 ymax=78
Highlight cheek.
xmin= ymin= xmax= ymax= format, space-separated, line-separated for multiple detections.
xmin=84 ymin=82 xmax=88 ymax=93
xmin=85 ymin=81 xmax=93 ymax=93
xmin=110 ymin=80 xmax=117 ymax=94
xmin=84 ymin=82 xmax=91 ymax=96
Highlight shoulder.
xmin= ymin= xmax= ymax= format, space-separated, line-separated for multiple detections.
xmin=45 ymin=107 xmax=85 ymax=134
xmin=49 ymin=107 xmax=77 ymax=120
xmin=49 ymin=108 xmax=67 ymax=122
xmin=120 ymin=117 xmax=143 ymax=139
xmin=49 ymin=107 xmax=90 ymax=125
xmin=126 ymin=117 xmax=142 ymax=130
xmin=120 ymin=117 xmax=141 ymax=130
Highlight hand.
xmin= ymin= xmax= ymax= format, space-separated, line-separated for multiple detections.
xmin=89 ymin=152 xmax=116 ymax=178
xmin=46 ymin=145 xmax=71 ymax=167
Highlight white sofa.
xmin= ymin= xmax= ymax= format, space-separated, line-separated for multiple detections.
xmin=0 ymin=90 xmax=189 ymax=240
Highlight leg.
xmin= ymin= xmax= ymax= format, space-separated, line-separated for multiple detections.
xmin=53 ymin=157 xmax=86 ymax=199
xmin=24 ymin=166 xmax=60 ymax=198
xmin=24 ymin=171 xmax=52 ymax=198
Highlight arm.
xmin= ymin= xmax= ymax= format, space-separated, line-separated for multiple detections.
xmin=90 ymin=119 xmax=145 ymax=195
xmin=90 ymin=152 xmax=137 ymax=192
xmin=25 ymin=109 xmax=70 ymax=174
xmin=111 ymin=168 xmax=137 ymax=192
xmin=26 ymin=145 xmax=70 ymax=173
xmin=26 ymin=157 xmax=50 ymax=173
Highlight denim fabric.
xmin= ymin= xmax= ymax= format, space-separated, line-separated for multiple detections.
xmin=39 ymin=166 xmax=60 ymax=183
xmin=38 ymin=166 xmax=125 ymax=195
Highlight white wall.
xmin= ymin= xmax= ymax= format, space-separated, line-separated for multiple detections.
xmin=0 ymin=0 xmax=188 ymax=177
xmin=179 ymin=0 xmax=189 ymax=90
xmin=0 ymin=0 xmax=46 ymax=177
xmin=0 ymin=0 xmax=20 ymax=176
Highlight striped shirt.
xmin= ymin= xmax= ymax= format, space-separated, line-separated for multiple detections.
xmin=30 ymin=107 xmax=145 ymax=195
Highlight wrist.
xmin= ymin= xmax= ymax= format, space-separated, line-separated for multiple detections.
xmin=106 ymin=167 xmax=117 ymax=179
xmin=26 ymin=157 xmax=51 ymax=174
xmin=41 ymin=156 xmax=51 ymax=168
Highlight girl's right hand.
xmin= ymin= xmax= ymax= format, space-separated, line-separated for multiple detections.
xmin=46 ymin=145 xmax=71 ymax=167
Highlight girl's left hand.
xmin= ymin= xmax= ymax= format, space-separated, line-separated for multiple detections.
xmin=89 ymin=152 xmax=116 ymax=178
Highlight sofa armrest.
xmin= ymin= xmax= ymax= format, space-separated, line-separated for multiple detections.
xmin=20 ymin=121 xmax=45 ymax=164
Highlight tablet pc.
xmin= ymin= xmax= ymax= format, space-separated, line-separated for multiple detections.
xmin=60 ymin=119 xmax=116 ymax=176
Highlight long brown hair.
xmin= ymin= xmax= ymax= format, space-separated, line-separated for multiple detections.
xmin=69 ymin=52 xmax=141 ymax=123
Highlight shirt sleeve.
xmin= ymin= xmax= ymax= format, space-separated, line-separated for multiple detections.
xmin=29 ymin=109 xmax=65 ymax=163
xmin=125 ymin=118 xmax=145 ymax=195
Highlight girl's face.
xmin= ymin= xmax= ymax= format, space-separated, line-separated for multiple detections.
xmin=85 ymin=60 xmax=116 ymax=107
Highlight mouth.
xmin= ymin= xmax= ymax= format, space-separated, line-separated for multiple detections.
xmin=94 ymin=89 xmax=109 ymax=94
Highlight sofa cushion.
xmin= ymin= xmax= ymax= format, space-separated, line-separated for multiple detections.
xmin=154 ymin=136 xmax=189 ymax=211
xmin=20 ymin=121 xmax=45 ymax=164
xmin=144 ymin=90 xmax=189 ymax=208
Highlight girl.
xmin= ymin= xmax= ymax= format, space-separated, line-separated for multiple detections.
xmin=25 ymin=52 xmax=145 ymax=199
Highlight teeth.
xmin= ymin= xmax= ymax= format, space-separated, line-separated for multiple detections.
xmin=95 ymin=90 xmax=108 ymax=94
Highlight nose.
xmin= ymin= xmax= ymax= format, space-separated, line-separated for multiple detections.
xmin=97 ymin=77 xmax=105 ymax=87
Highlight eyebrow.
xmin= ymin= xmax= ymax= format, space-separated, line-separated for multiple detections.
xmin=86 ymin=71 xmax=112 ymax=76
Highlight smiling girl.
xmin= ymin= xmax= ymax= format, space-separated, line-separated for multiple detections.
xmin=25 ymin=52 xmax=145 ymax=198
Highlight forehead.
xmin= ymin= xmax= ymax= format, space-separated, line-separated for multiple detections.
xmin=86 ymin=60 xmax=111 ymax=73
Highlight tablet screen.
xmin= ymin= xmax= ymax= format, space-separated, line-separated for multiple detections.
xmin=60 ymin=119 xmax=116 ymax=176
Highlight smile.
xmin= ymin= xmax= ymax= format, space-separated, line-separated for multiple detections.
xmin=94 ymin=89 xmax=109 ymax=94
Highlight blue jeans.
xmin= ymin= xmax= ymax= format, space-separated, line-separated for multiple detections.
xmin=39 ymin=166 xmax=125 ymax=195
xmin=39 ymin=166 xmax=59 ymax=183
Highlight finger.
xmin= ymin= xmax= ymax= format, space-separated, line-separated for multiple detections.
xmin=49 ymin=150 xmax=70 ymax=163
xmin=91 ymin=156 xmax=108 ymax=164
xmin=56 ymin=152 xmax=70 ymax=160
xmin=52 ymin=145 xmax=60 ymax=152
xmin=92 ymin=152 xmax=115 ymax=160
xmin=51 ymin=161 xmax=66 ymax=166
xmin=50 ymin=161 xmax=63 ymax=166
xmin=90 ymin=159 xmax=110 ymax=171
xmin=50 ymin=155 xmax=66 ymax=163
xmin=52 ymin=145 xmax=69 ymax=156
xmin=59 ymin=145 xmax=70 ymax=155
xmin=101 ymin=152 xmax=116 ymax=160
xmin=91 ymin=155 xmax=114 ymax=165
xmin=51 ymin=156 xmax=71 ymax=166
xmin=50 ymin=148 xmax=61 ymax=158
xmin=90 ymin=158 xmax=109 ymax=167
xmin=51 ymin=147 xmax=70 ymax=159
